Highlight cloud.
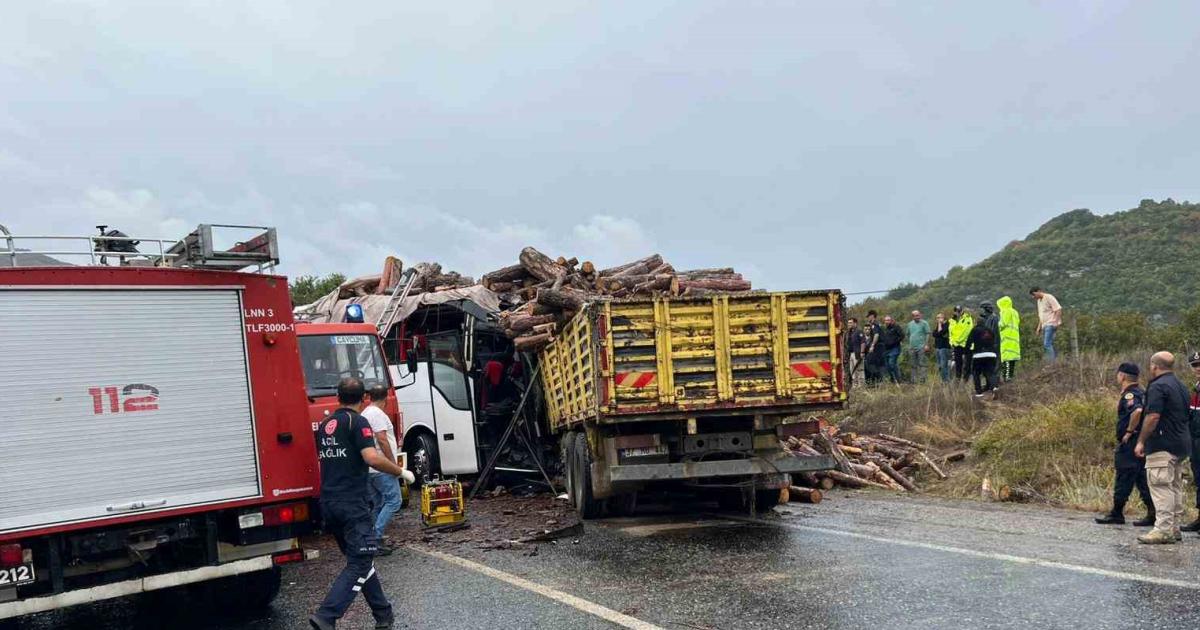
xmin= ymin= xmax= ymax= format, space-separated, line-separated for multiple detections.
xmin=11 ymin=186 xmax=655 ymax=286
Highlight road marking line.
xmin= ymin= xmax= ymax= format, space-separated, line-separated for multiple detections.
xmin=722 ymin=515 xmax=1200 ymax=591
xmin=411 ymin=546 xmax=667 ymax=630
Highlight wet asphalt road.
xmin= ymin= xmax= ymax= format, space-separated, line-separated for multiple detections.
xmin=15 ymin=491 xmax=1200 ymax=629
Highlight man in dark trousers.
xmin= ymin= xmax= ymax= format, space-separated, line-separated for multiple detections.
xmin=1134 ymin=352 xmax=1192 ymax=545
xmin=1095 ymin=363 xmax=1155 ymax=526
xmin=967 ymin=314 xmax=999 ymax=398
xmin=311 ymin=377 xmax=410 ymax=630
xmin=862 ymin=311 xmax=883 ymax=386
xmin=845 ymin=317 xmax=864 ymax=389
xmin=880 ymin=314 xmax=905 ymax=384
xmin=1182 ymin=351 xmax=1200 ymax=533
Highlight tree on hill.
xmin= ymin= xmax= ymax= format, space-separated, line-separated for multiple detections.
xmin=854 ymin=199 xmax=1200 ymax=323
xmin=289 ymin=272 xmax=345 ymax=306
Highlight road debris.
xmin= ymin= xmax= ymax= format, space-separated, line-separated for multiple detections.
xmin=781 ymin=421 xmax=940 ymax=494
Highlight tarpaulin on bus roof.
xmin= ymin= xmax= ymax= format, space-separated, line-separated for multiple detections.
xmin=294 ymin=284 xmax=502 ymax=326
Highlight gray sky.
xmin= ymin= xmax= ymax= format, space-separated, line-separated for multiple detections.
xmin=3 ymin=1 xmax=1198 ymax=292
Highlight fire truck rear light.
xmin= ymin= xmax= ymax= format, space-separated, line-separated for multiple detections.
xmin=0 ymin=544 xmax=24 ymax=567
xmin=272 ymin=549 xmax=305 ymax=566
xmin=262 ymin=502 xmax=309 ymax=526
xmin=238 ymin=512 xmax=265 ymax=529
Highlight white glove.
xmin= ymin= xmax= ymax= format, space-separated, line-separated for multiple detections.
xmin=400 ymin=469 xmax=416 ymax=485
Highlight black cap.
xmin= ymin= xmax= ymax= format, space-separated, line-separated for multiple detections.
xmin=1117 ymin=362 xmax=1140 ymax=377
xmin=1189 ymin=351 xmax=1200 ymax=366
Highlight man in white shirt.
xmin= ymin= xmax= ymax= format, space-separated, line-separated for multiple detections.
xmin=1030 ymin=287 xmax=1063 ymax=363
xmin=363 ymin=382 xmax=403 ymax=552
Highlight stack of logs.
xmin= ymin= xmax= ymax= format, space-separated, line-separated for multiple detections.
xmin=781 ymin=428 xmax=948 ymax=500
xmin=337 ymin=261 xmax=474 ymax=299
xmin=483 ymin=247 xmax=751 ymax=352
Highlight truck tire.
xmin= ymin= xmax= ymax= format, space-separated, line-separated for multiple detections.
xmin=406 ymin=432 xmax=438 ymax=487
xmin=754 ymin=489 xmax=782 ymax=513
xmin=607 ymin=491 xmax=638 ymax=516
xmin=223 ymin=566 xmax=283 ymax=610
xmin=572 ymin=433 xmax=603 ymax=519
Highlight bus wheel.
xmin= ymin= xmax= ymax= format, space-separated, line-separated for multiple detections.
xmin=406 ymin=432 xmax=437 ymax=486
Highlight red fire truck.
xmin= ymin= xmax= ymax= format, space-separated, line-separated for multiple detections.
xmin=0 ymin=225 xmax=321 ymax=621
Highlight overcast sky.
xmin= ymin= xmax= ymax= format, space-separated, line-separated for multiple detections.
xmin=3 ymin=1 xmax=1198 ymax=292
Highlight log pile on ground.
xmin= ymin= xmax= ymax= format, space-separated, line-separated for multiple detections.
xmin=482 ymin=247 xmax=752 ymax=352
xmin=781 ymin=424 xmax=944 ymax=497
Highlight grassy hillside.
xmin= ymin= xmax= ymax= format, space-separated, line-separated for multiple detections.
xmin=858 ymin=198 xmax=1200 ymax=321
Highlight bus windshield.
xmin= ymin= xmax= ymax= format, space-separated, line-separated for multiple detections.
xmin=298 ymin=334 xmax=389 ymax=398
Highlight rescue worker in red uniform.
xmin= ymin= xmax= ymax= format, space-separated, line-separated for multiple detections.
xmin=310 ymin=377 xmax=409 ymax=630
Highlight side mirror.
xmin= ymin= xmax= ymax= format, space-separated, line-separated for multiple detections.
xmin=406 ymin=352 xmax=419 ymax=374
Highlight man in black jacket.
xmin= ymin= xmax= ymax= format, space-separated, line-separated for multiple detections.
xmin=880 ymin=315 xmax=905 ymax=384
xmin=967 ymin=316 xmax=999 ymax=397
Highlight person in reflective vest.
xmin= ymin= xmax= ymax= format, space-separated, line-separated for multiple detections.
xmin=948 ymin=306 xmax=974 ymax=382
xmin=997 ymin=296 xmax=1021 ymax=382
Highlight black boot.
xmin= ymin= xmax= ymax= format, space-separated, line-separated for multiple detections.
xmin=1180 ymin=516 xmax=1200 ymax=532
xmin=1095 ymin=512 xmax=1126 ymax=525
xmin=1132 ymin=513 xmax=1156 ymax=527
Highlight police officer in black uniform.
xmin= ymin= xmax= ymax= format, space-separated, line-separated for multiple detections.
xmin=1095 ymin=362 xmax=1156 ymax=525
xmin=310 ymin=377 xmax=409 ymax=630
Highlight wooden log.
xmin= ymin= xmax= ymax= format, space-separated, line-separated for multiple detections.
xmin=519 ymin=247 xmax=568 ymax=282
xmin=917 ymin=451 xmax=948 ymax=480
xmin=786 ymin=438 xmax=822 ymax=457
xmin=647 ymin=263 xmax=675 ymax=276
xmin=609 ymin=255 xmax=666 ymax=278
xmin=826 ymin=470 xmax=891 ymax=490
xmin=873 ymin=470 xmax=905 ymax=492
xmin=536 ymin=288 xmax=585 ymax=312
xmin=531 ymin=322 xmax=557 ymax=335
xmin=878 ymin=433 xmax=923 ymax=449
xmin=599 ymin=254 xmax=663 ymax=277
xmin=580 ymin=261 xmax=595 ymax=275
xmin=677 ymin=268 xmax=735 ymax=278
xmin=488 ymin=281 xmax=517 ymax=293
xmin=856 ymin=438 xmax=912 ymax=460
xmin=778 ymin=487 xmax=790 ymax=504
xmin=838 ymin=445 xmax=864 ymax=456
xmin=880 ymin=461 xmax=919 ymax=492
xmin=632 ymin=275 xmax=678 ymax=295
xmin=788 ymin=486 xmax=823 ymax=504
xmin=513 ymin=332 xmax=553 ymax=352
xmin=677 ymin=278 xmax=751 ymax=292
xmin=482 ymin=263 xmax=528 ymax=286
xmin=814 ymin=432 xmax=856 ymax=476
xmin=943 ymin=450 xmax=968 ymax=463
xmin=849 ymin=462 xmax=877 ymax=478
xmin=506 ymin=314 xmax=556 ymax=334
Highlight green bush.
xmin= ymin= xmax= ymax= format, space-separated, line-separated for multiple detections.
xmin=972 ymin=394 xmax=1113 ymax=494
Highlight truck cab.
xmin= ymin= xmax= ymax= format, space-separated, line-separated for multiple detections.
xmin=295 ymin=322 xmax=402 ymax=436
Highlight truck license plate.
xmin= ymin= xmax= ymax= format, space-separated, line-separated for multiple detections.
xmin=620 ymin=445 xmax=668 ymax=458
xmin=0 ymin=564 xmax=35 ymax=587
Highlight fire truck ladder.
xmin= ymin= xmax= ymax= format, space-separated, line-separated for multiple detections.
xmin=375 ymin=267 xmax=421 ymax=337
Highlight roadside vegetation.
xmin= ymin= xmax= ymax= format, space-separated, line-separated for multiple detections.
xmin=833 ymin=351 xmax=1183 ymax=516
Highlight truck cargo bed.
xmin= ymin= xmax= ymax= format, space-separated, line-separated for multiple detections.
xmin=541 ymin=291 xmax=845 ymax=429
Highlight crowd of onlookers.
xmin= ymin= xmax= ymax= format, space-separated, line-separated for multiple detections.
xmin=844 ymin=287 xmax=1063 ymax=398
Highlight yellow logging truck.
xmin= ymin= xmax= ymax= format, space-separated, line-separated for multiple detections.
xmin=540 ymin=290 xmax=846 ymax=517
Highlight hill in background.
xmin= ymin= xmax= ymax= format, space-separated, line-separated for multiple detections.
xmin=858 ymin=198 xmax=1200 ymax=321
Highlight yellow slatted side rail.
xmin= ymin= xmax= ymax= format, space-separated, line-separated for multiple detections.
xmin=771 ymin=293 xmax=792 ymax=398
xmin=653 ymin=298 xmax=675 ymax=404
xmin=827 ymin=292 xmax=841 ymax=398
xmin=602 ymin=302 xmax=615 ymax=412
xmin=712 ymin=296 xmax=733 ymax=401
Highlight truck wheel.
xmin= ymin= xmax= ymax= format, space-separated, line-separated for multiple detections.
xmin=562 ymin=433 xmax=577 ymax=504
xmin=406 ymin=432 xmax=438 ymax=486
xmin=572 ymin=433 xmax=603 ymax=519
xmin=607 ymin=491 xmax=638 ymax=516
xmin=754 ymin=489 xmax=782 ymax=513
